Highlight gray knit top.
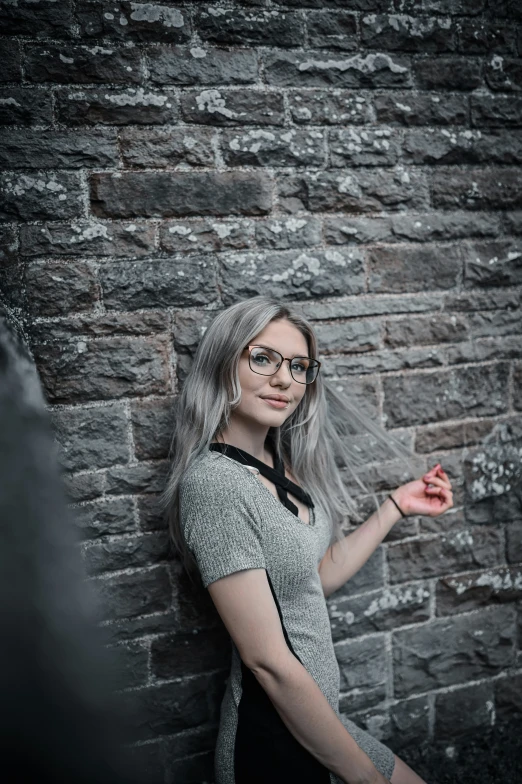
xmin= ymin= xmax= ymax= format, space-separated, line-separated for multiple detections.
xmin=179 ymin=449 xmax=396 ymax=784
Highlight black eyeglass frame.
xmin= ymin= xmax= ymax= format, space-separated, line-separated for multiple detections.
xmin=245 ymin=344 xmax=321 ymax=385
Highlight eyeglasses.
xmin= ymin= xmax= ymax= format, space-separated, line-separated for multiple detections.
xmin=246 ymin=344 xmax=321 ymax=385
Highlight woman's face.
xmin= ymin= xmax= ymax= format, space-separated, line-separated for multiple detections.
xmin=234 ymin=319 xmax=311 ymax=428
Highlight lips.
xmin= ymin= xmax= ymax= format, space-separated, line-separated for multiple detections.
xmin=261 ymin=395 xmax=290 ymax=403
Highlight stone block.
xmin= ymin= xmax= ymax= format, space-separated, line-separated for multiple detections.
xmin=73 ymin=497 xmax=136 ymax=540
xmin=33 ymin=336 xmax=170 ymax=403
xmin=120 ymin=127 xmax=215 ymax=168
xmin=0 ymin=130 xmax=118 ymax=169
xmin=160 ymin=219 xmax=254 ymax=254
xmin=264 ymin=50 xmax=412 ymax=88
xmin=404 ymin=128 xmax=522 ymax=165
xmin=485 ymin=57 xmax=522 ymax=92
xmin=255 ymin=217 xmax=321 ymax=250
xmin=414 ymin=56 xmax=482 ymax=90
xmin=471 ymin=95 xmax=522 ymax=127
xmin=83 ymin=532 xmax=171 ymax=576
xmin=222 ymin=128 xmax=324 ymax=166
xmin=107 ymin=641 xmax=149 ymax=691
xmin=77 ymin=2 xmax=191 ymax=43
xmin=0 ymin=40 xmax=21 ymax=82
xmin=389 ymin=696 xmax=430 ymax=750
xmin=435 ymin=682 xmax=495 ymax=740
xmin=445 ymin=288 xmax=520 ymax=312
xmin=338 ymin=685 xmax=387 ymax=716
xmin=383 ymin=363 xmax=510 ymax=427
xmin=329 ymin=127 xmax=399 ymax=167
xmin=0 ymin=172 xmax=83 ymax=221
xmin=307 ymin=11 xmax=358 ymax=51
xmin=180 ymin=89 xmax=285 ymax=126
xmin=361 ymin=14 xmax=456 ymax=52
xmin=50 ymin=403 xmax=130 ymax=472
xmin=131 ymin=397 xmax=176 ymax=461
xmin=388 ymin=526 xmax=505 ymax=584
xmin=392 ymin=604 xmax=516 ymax=697
xmin=56 ymin=87 xmax=178 ymax=125
xmin=105 ymin=462 xmax=169 ymax=496
xmin=289 ymin=90 xmax=374 ymax=125
xmin=89 ymin=566 xmax=172 ymax=621
xmin=62 ymin=473 xmax=105 ymax=504
xmin=415 ymin=418 xmax=497 ymax=454
xmin=495 ymin=672 xmax=522 ymax=721
xmin=163 ymin=726 xmax=217 ymax=762
xmin=314 ymin=319 xmax=381 ymax=354
xmin=99 ymin=257 xmax=217 ymax=311
xmin=507 ymin=521 xmax=522 ymax=563
xmin=21 ymin=221 xmax=157 ymax=258
xmin=368 ymin=243 xmax=462 ymax=293
xmin=0 ymin=87 xmax=52 ymax=125
xmin=0 ymin=226 xmax=17 ymax=269
xmin=25 ymin=261 xmax=97 ymax=318
xmin=0 ymin=0 xmax=75 ymax=38
xmin=281 ymin=168 xmax=429 ymax=214
xmin=335 ymin=635 xmax=387 ymax=693
xmin=464 ymin=239 xmax=522 ymax=288
xmin=196 ymin=8 xmax=305 ymax=47
xmin=91 ymin=172 xmax=273 ymax=218
xmin=219 ymin=248 xmax=365 ymax=304
xmin=328 ymin=549 xmax=385 ymax=598
xmin=31 ymin=313 xmax=169 ymax=341
xmin=384 ymin=313 xmax=468 ymax=348
xmin=465 ymin=491 xmax=522 ymax=526
xmin=374 ymin=92 xmax=468 ymax=125
xmin=150 ymin=628 xmax=231 ymax=679
xmin=24 ymin=44 xmax=142 ymax=84
xmin=147 ymin=46 xmax=259 ymax=86
xmin=327 ymin=582 xmax=431 ymax=640
xmin=430 ymin=167 xmax=522 ymax=210
xmin=456 ymin=21 xmax=517 ymax=54
xmin=515 ymin=363 xmax=522 ymax=411
xmin=436 ymin=566 xmax=522 ymax=616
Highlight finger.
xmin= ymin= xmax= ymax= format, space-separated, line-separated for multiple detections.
xmin=423 ymin=475 xmax=451 ymax=490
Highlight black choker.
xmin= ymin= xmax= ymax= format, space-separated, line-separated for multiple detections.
xmin=209 ymin=442 xmax=314 ymax=518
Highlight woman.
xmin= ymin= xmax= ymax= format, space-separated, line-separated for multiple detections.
xmin=162 ymin=296 xmax=453 ymax=784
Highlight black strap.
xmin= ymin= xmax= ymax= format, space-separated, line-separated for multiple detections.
xmin=209 ymin=442 xmax=314 ymax=518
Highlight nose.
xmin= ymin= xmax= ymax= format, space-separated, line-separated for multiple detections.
xmin=271 ymin=359 xmax=293 ymax=385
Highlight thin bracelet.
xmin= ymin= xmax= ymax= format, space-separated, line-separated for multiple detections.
xmin=388 ymin=494 xmax=407 ymax=518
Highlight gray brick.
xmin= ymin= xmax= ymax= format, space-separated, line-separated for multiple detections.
xmin=21 ymin=221 xmax=156 ymax=258
xmin=289 ymin=90 xmax=374 ymax=125
xmin=329 ymin=127 xmax=399 ymax=167
xmin=220 ymin=248 xmax=365 ymax=304
xmin=91 ymin=172 xmax=273 ymax=218
xmin=33 ymin=336 xmax=170 ymax=403
xmin=30 ymin=312 xmax=169 ymax=341
xmin=456 ymin=20 xmax=517 ymax=54
xmin=368 ymin=243 xmax=461 ymax=293
xmin=120 ymin=127 xmax=215 ymax=168
xmin=389 ymin=696 xmax=430 ymax=750
xmin=392 ymin=605 xmax=516 ymax=697
xmin=495 ymin=673 xmax=522 ymax=722
xmin=63 ymin=473 xmax=105 ymax=504
xmin=222 ymin=128 xmax=325 ymax=167
xmin=131 ymin=397 xmax=176 ymax=461
xmin=99 ymin=257 xmax=218 ymax=311
xmin=73 ymin=497 xmax=136 ymax=540
xmin=83 ymin=532 xmax=171 ymax=576
xmin=56 ymin=88 xmax=178 ymax=126
xmin=255 ymin=216 xmax=321 ymax=250
xmin=78 ymin=2 xmax=191 ymax=43
xmin=383 ymin=363 xmax=510 ymax=427
xmin=403 ymin=128 xmax=522 ymax=165
xmin=361 ymin=14 xmax=456 ymax=53
xmin=0 ymin=172 xmax=83 ymax=222
xmin=0 ymin=40 xmax=22 ymax=83
xmin=0 ymin=226 xmax=17 ymax=269
xmin=414 ymin=56 xmax=482 ymax=90
xmin=435 ymin=682 xmax=495 ymax=740
xmin=384 ymin=313 xmax=468 ymax=348
xmin=306 ymin=11 xmax=358 ymax=51
xmin=51 ymin=403 xmax=130 ymax=472
xmin=374 ymin=91 xmax=468 ymax=125
xmin=471 ymin=94 xmax=522 ymax=127
xmin=105 ymin=461 xmax=169 ymax=496
xmin=314 ymin=318 xmax=381 ymax=354
xmin=89 ymin=566 xmax=171 ymax=621
xmin=264 ymin=50 xmax=412 ymax=88
xmin=515 ymin=363 xmax=522 ymax=411
xmin=0 ymin=130 xmax=118 ymax=170
xmin=180 ymin=89 xmax=285 ymax=127
xmin=0 ymin=0 xmax=75 ymax=38
xmin=160 ymin=219 xmax=254 ymax=254
xmin=335 ymin=635 xmax=387 ymax=693
xmin=431 ymin=167 xmax=522 ymax=210
xmin=196 ymin=8 xmax=305 ymax=47
xmin=464 ymin=239 xmax=522 ymax=288
xmin=0 ymin=88 xmax=52 ymax=125
xmin=485 ymin=57 xmax=522 ymax=92
xmin=436 ymin=566 xmax=522 ymax=616
xmin=150 ymin=628 xmax=230 ymax=679
xmin=24 ymin=44 xmax=142 ymax=84
xmin=25 ymin=261 xmax=97 ymax=318
xmin=147 ymin=46 xmax=259 ymax=86
xmin=415 ymin=418 xmax=498 ymax=454
xmin=107 ymin=641 xmax=149 ymax=691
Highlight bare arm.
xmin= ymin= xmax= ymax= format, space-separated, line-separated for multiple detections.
xmin=318 ymin=496 xmax=401 ymax=598
xmin=208 ymin=568 xmax=390 ymax=784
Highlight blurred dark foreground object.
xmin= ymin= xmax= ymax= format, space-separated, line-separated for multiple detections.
xmin=0 ymin=306 xmax=140 ymax=784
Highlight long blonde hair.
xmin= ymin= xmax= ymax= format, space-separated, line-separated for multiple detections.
xmin=160 ymin=296 xmax=416 ymax=580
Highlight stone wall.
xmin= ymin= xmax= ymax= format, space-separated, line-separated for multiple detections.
xmin=1 ymin=1 xmax=521 ymax=782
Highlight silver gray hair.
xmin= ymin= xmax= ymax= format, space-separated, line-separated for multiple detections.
xmin=160 ymin=296 xmax=416 ymax=582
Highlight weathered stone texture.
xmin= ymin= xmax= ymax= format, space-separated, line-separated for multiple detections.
xmin=56 ymin=87 xmax=179 ymax=126
xmin=24 ymin=44 xmax=143 ymax=84
xmin=51 ymin=403 xmax=130 ymax=472
xmin=77 ymin=2 xmax=191 ymax=43
xmin=120 ymin=127 xmax=215 ymax=168
xmin=147 ymin=46 xmax=259 ymax=86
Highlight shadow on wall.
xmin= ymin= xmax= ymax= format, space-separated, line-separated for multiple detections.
xmin=0 ymin=305 xmax=142 ymax=784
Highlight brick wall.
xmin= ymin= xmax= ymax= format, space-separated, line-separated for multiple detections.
xmin=1 ymin=1 xmax=521 ymax=781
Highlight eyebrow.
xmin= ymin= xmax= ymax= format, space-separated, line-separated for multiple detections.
xmin=251 ymin=344 xmax=312 ymax=358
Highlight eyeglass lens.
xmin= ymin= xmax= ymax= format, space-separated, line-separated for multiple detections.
xmin=249 ymin=346 xmax=319 ymax=384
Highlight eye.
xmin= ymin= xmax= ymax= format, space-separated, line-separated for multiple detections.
xmin=291 ymin=360 xmax=308 ymax=373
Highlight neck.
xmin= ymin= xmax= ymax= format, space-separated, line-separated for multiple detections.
xmin=214 ymin=418 xmax=273 ymax=465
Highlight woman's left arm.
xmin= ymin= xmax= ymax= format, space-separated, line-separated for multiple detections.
xmin=318 ymin=464 xmax=454 ymax=598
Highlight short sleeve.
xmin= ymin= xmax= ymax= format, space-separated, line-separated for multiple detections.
xmin=179 ymin=458 xmax=266 ymax=588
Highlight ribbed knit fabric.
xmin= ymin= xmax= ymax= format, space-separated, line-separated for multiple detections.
xmin=179 ymin=450 xmax=396 ymax=784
